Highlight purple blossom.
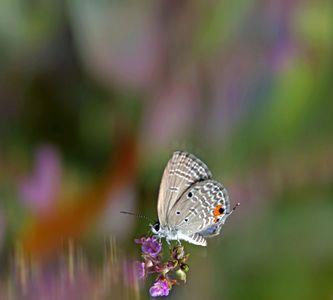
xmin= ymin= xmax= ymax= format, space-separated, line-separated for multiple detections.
xmin=19 ymin=145 xmax=62 ymax=214
xmin=149 ymin=279 xmax=170 ymax=297
xmin=135 ymin=237 xmax=162 ymax=258
xmin=133 ymin=261 xmax=145 ymax=279
xmin=135 ymin=236 xmax=189 ymax=296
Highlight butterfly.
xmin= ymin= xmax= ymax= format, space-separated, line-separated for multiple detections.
xmin=151 ymin=151 xmax=239 ymax=246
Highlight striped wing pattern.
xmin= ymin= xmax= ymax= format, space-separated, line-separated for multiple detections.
xmin=157 ymin=151 xmax=212 ymax=226
xmin=188 ymin=233 xmax=208 ymax=246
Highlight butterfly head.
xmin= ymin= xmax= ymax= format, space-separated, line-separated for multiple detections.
xmin=151 ymin=221 xmax=161 ymax=235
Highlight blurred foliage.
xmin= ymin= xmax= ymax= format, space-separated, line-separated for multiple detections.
xmin=0 ymin=0 xmax=332 ymax=299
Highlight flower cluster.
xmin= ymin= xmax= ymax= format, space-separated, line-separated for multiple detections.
xmin=134 ymin=237 xmax=189 ymax=297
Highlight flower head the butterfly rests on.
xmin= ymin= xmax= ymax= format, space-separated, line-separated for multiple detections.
xmin=134 ymin=236 xmax=190 ymax=297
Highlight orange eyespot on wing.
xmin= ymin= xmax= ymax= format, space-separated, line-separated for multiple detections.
xmin=213 ymin=205 xmax=225 ymax=217
xmin=213 ymin=205 xmax=225 ymax=223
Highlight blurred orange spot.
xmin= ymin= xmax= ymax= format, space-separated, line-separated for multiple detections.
xmin=20 ymin=135 xmax=138 ymax=260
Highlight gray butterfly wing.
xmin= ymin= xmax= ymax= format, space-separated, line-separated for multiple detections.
xmin=167 ymin=180 xmax=230 ymax=245
xmin=157 ymin=151 xmax=212 ymax=227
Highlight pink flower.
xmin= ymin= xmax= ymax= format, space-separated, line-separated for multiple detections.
xmin=19 ymin=145 xmax=61 ymax=214
xmin=149 ymin=279 xmax=170 ymax=297
xmin=134 ymin=236 xmax=189 ymax=296
xmin=135 ymin=237 xmax=162 ymax=258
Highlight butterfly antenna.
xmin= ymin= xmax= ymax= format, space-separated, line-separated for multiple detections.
xmin=227 ymin=202 xmax=240 ymax=216
xmin=120 ymin=211 xmax=153 ymax=223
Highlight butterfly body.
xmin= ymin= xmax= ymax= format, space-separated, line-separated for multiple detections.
xmin=153 ymin=151 xmax=237 ymax=247
xmin=152 ymin=225 xmax=207 ymax=246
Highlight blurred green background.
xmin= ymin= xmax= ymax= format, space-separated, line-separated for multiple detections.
xmin=0 ymin=0 xmax=333 ymax=299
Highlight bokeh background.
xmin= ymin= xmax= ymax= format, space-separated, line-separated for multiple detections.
xmin=1 ymin=0 xmax=333 ymax=299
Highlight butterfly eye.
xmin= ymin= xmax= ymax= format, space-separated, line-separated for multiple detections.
xmin=176 ymin=211 xmax=181 ymax=215
xmin=153 ymin=222 xmax=160 ymax=232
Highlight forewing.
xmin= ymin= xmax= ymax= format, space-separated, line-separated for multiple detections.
xmin=167 ymin=180 xmax=230 ymax=236
xmin=157 ymin=151 xmax=212 ymax=226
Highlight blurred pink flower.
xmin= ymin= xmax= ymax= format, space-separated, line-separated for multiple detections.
xmin=265 ymin=1 xmax=297 ymax=72
xmin=19 ymin=145 xmax=62 ymax=214
xmin=69 ymin=1 xmax=163 ymax=89
xmin=14 ymin=265 xmax=92 ymax=300
xmin=133 ymin=261 xmax=145 ymax=279
xmin=142 ymin=75 xmax=200 ymax=150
